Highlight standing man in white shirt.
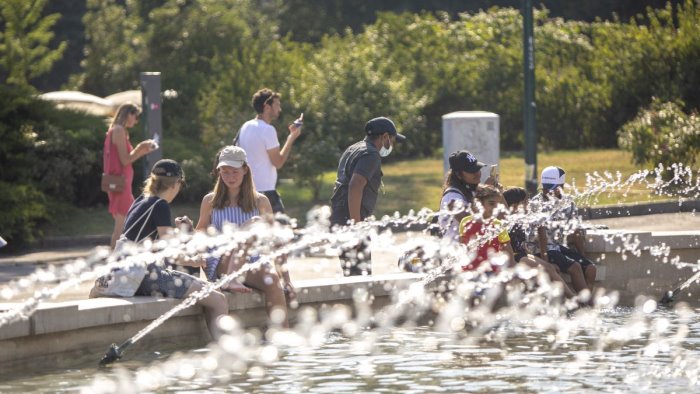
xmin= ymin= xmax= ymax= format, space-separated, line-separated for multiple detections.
xmin=235 ymin=88 xmax=302 ymax=213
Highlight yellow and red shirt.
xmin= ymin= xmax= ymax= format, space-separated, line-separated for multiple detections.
xmin=459 ymin=215 xmax=510 ymax=272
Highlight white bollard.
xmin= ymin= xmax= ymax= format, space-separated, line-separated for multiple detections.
xmin=442 ymin=111 xmax=500 ymax=183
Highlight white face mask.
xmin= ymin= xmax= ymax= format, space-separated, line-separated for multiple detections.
xmin=379 ymin=136 xmax=393 ymax=157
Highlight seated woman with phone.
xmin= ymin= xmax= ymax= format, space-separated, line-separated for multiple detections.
xmin=437 ymin=150 xmax=501 ymax=241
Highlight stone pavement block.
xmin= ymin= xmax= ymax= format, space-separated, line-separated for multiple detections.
xmin=587 ymin=230 xmax=653 ymax=253
xmin=295 ymin=273 xmax=422 ymax=303
xmin=0 ymin=303 xmax=30 ymax=340
xmin=31 ymin=302 xmax=80 ymax=335
xmin=226 ymin=292 xmax=265 ymax=310
xmin=648 ymin=231 xmax=700 ymax=249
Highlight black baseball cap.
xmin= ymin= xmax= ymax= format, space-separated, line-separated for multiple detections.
xmin=365 ymin=117 xmax=406 ymax=141
xmin=151 ymin=159 xmax=183 ymax=178
xmin=449 ymin=150 xmax=487 ymax=174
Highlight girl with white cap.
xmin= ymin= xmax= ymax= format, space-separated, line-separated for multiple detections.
xmin=196 ymin=145 xmax=294 ymax=327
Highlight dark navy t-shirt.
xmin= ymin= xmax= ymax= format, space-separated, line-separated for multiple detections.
xmin=330 ymin=139 xmax=382 ymax=226
xmin=123 ymin=195 xmax=172 ymax=242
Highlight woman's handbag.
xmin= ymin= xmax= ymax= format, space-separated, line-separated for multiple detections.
xmin=101 ymin=129 xmax=125 ymax=193
xmin=89 ymin=198 xmax=161 ymax=298
xmin=101 ymin=173 xmax=125 ymax=193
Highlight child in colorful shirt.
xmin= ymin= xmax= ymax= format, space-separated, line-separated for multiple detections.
xmin=459 ymin=185 xmax=515 ymax=272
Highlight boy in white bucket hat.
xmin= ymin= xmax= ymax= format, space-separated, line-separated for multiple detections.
xmin=530 ymin=166 xmax=597 ymax=298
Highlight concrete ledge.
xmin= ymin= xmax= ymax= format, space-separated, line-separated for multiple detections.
xmin=0 ymin=312 xmax=30 ymax=340
xmin=0 ymin=273 xmax=420 ymax=371
xmin=578 ymin=199 xmax=700 ymax=220
xmin=0 ymin=273 xmax=422 ymax=341
xmin=1 ymin=229 xmax=698 ymax=371
xmin=585 ymin=230 xmax=700 ymax=252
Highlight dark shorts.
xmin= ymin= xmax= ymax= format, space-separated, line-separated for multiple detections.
xmin=338 ymin=236 xmax=372 ymax=276
xmin=262 ymin=190 xmax=285 ymax=214
xmin=547 ymin=246 xmax=595 ymax=274
xmin=135 ymin=262 xmax=196 ymax=299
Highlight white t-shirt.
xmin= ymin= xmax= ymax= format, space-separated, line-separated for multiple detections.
xmin=237 ymin=118 xmax=280 ymax=191
xmin=439 ymin=190 xmax=469 ymax=241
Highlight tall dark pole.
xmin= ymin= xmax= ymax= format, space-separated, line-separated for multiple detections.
xmin=139 ymin=72 xmax=162 ymax=179
xmin=522 ymin=0 xmax=538 ymax=195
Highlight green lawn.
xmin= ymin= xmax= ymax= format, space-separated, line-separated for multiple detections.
xmin=44 ymin=149 xmax=678 ymax=237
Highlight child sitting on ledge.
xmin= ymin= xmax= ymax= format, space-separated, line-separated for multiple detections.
xmin=459 ymin=185 xmax=515 ymax=273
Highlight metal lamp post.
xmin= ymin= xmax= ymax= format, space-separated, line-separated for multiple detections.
xmin=139 ymin=72 xmax=163 ymax=178
xmin=522 ymin=0 xmax=538 ymax=195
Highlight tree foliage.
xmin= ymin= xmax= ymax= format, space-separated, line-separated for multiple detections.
xmin=3 ymin=0 xmax=700 ymax=247
xmin=64 ymin=0 xmax=700 ymax=201
xmin=0 ymin=0 xmax=66 ymax=89
xmin=617 ymin=98 xmax=699 ymax=172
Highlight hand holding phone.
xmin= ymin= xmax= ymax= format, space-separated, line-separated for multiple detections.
xmin=293 ymin=113 xmax=304 ymax=128
xmin=151 ymin=133 xmax=160 ymax=150
xmin=175 ymin=215 xmax=193 ymax=231
xmin=487 ymin=164 xmax=500 ymax=185
xmin=490 ymin=164 xmax=499 ymax=178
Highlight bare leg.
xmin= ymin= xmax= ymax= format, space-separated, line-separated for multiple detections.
xmin=217 ymin=248 xmax=253 ymax=293
xmin=244 ymin=263 xmax=289 ymax=328
xmin=185 ymin=281 xmax=228 ymax=340
xmin=521 ymin=256 xmax=576 ymax=298
xmin=111 ymin=214 xmax=126 ymax=249
xmin=566 ymin=262 xmax=588 ymax=294
xmin=274 ymin=255 xmax=296 ymax=300
xmin=572 ymin=229 xmax=587 ymax=257
xmin=584 ymin=264 xmax=597 ymax=292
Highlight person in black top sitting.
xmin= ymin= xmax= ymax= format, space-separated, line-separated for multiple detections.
xmin=503 ymin=187 xmax=576 ymax=299
xmin=105 ymin=159 xmax=229 ymax=340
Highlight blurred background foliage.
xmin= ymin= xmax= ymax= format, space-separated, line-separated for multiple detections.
xmin=1 ymin=0 xmax=699 ymax=247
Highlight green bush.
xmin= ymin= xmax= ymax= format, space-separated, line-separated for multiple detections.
xmin=32 ymin=108 xmax=107 ymax=206
xmin=617 ymin=98 xmax=700 ymax=175
xmin=0 ymin=83 xmax=109 ymax=247
xmin=0 ymin=182 xmax=48 ymax=250
xmin=53 ymin=0 xmax=700 ymax=211
xmin=178 ymin=156 xmax=215 ymax=204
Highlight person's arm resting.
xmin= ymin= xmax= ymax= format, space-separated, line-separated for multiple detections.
xmin=195 ymin=194 xmax=214 ymax=231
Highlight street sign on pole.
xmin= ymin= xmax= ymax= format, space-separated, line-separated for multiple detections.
xmin=522 ymin=0 xmax=538 ymax=195
xmin=139 ymin=72 xmax=162 ymax=179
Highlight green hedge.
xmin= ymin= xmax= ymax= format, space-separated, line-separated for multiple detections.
xmin=0 ymin=85 xmax=115 ymax=248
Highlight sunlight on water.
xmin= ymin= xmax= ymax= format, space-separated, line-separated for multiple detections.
xmin=0 ymin=165 xmax=698 ymax=392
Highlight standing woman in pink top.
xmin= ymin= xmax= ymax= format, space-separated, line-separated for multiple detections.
xmin=104 ymin=103 xmax=156 ymax=248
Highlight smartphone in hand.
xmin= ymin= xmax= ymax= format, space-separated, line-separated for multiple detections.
xmin=293 ymin=113 xmax=304 ymax=128
xmin=489 ymin=164 xmax=500 ymax=183
xmin=490 ymin=164 xmax=499 ymax=178
xmin=151 ymin=133 xmax=160 ymax=150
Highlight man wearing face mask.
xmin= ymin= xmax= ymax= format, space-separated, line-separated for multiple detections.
xmin=330 ymin=117 xmax=406 ymax=276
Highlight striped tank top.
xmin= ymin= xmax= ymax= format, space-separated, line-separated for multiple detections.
xmin=211 ymin=205 xmax=260 ymax=231
xmin=205 ymin=205 xmax=260 ymax=281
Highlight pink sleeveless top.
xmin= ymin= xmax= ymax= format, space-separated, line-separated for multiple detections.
xmin=103 ymin=127 xmax=134 ymax=216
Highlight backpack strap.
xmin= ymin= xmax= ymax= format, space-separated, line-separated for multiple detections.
xmin=232 ymin=126 xmax=242 ymax=146
xmin=442 ymin=186 xmax=465 ymax=199
xmin=123 ymin=197 xmax=162 ymax=243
